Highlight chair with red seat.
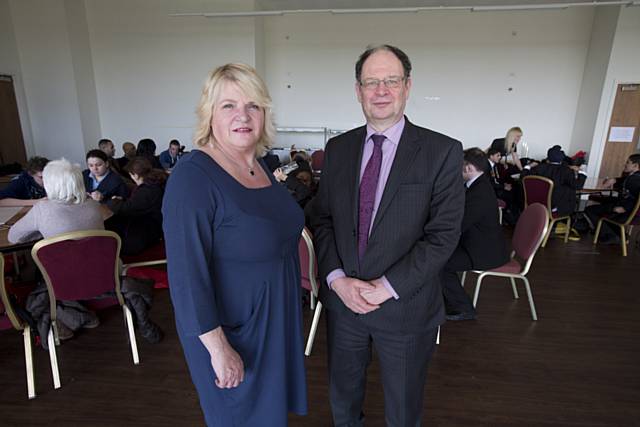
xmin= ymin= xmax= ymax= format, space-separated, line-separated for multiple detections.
xmin=298 ymin=227 xmax=322 ymax=356
xmin=462 ymin=203 xmax=549 ymax=321
xmin=31 ymin=230 xmax=140 ymax=390
xmin=522 ymin=175 xmax=570 ymax=247
xmin=121 ymin=240 xmax=168 ymax=288
xmin=0 ymin=256 xmax=36 ymax=399
xmin=593 ymin=196 xmax=640 ymax=257
xmin=311 ymin=150 xmax=325 ymax=173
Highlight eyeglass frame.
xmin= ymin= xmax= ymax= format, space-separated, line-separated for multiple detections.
xmin=359 ymin=76 xmax=407 ymax=91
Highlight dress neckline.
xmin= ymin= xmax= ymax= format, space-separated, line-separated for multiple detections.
xmin=194 ymin=149 xmax=274 ymax=191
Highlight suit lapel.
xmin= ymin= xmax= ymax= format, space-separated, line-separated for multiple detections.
xmin=349 ymin=127 xmax=367 ymax=233
xmin=369 ymin=121 xmax=421 ymax=236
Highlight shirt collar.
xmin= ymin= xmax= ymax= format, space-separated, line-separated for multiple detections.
xmin=365 ymin=116 xmax=405 ymax=146
xmin=466 ymin=172 xmax=483 ymax=188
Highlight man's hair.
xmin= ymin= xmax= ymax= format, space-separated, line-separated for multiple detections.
xmin=169 ymin=139 xmax=180 ymax=148
xmin=628 ymin=153 xmax=640 ymax=166
xmin=355 ymin=44 xmax=412 ymax=83
xmin=463 ymin=148 xmax=488 ymax=172
xmin=98 ymin=138 xmax=113 ymax=149
xmin=86 ymin=149 xmax=108 ymax=162
xmin=487 ymin=148 xmax=501 ymax=157
xmin=137 ymin=138 xmax=157 ymax=157
xmin=26 ymin=156 xmax=49 ymax=174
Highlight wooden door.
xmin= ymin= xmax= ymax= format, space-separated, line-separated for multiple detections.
xmin=598 ymin=83 xmax=640 ymax=180
xmin=0 ymin=75 xmax=27 ymax=166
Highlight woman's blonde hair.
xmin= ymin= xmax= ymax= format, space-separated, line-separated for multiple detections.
xmin=193 ymin=63 xmax=275 ymax=157
xmin=504 ymin=126 xmax=523 ymax=154
xmin=42 ymin=158 xmax=86 ymax=204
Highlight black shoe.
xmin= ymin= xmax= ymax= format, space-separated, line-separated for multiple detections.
xmin=445 ymin=311 xmax=477 ymax=321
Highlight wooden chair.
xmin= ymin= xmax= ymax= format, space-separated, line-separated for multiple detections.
xmin=593 ymin=197 xmax=640 ymax=257
xmin=31 ymin=230 xmax=140 ymax=390
xmin=298 ymin=227 xmax=322 ymax=356
xmin=462 ymin=203 xmax=549 ymax=321
xmin=0 ymin=256 xmax=36 ymax=399
xmin=522 ymin=175 xmax=570 ymax=247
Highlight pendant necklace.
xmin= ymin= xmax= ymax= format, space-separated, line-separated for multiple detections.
xmin=216 ymin=145 xmax=256 ymax=176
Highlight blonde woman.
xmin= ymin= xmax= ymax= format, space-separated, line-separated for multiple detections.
xmin=490 ymin=126 xmax=523 ymax=171
xmin=162 ymin=64 xmax=307 ymax=426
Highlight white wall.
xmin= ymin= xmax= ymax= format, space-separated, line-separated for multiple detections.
xmin=569 ymin=6 xmax=619 ymax=156
xmin=85 ymin=0 xmax=258 ymax=154
xmin=0 ymin=0 xmax=34 ymax=158
xmin=263 ymin=9 xmax=594 ymax=158
xmin=10 ymin=0 xmax=87 ymax=165
xmin=587 ymin=6 xmax=640 ymax=180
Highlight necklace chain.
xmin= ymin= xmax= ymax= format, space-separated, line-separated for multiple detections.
xmin=216 ymin=145 xmax=256 ymax=176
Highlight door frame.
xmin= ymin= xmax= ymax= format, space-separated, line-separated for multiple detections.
xmin=0 ymin=72 xmax=34 ymax=161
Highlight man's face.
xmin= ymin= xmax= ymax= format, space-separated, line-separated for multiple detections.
xmin=123 ymin=143 xmax=136 ymax=158
xmin=355 ymin=50 xmax=411 ymax=131
xmin=489 ymin=152 xmax=501 ymax=164
xmin=462 ymin=162 xmax=474 ymax=182
xmin=624 ymin=159 xmax=639 ymax=174
xmin=297 ymin=171 xmax=313 ymax=187
xmin=87 ymin=157 xmax=109 ymax=177
xmin=101 ymin=142 xmax=116 ymax=158
xmin=30 ymin=171 xmax=44 ymax=187
xmin=169 ymin=144 xmax=179 ymax=157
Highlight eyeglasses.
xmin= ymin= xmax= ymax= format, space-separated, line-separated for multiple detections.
xmin=360 ymin=77 xmax=405 ymax=90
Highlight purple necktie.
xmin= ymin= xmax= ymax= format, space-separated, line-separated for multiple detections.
xmin=358 ymin=134 xmax=385 ymax=259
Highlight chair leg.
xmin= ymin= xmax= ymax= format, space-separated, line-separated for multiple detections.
xmin=461 ymin=271 xmax=467 ymax=288
xmin=47 ymin=327 xmax=61 ymax=389
xmin=620 ymin=225 xmax=627 ymax=257
xmin=436 ymin=325 xmax=440 ymax=345
xmin=23 ymin=326 xmax=36 ymax=399
xmin=52 ymin=320 xmax=60 ymax=347
xmin=310 ymin=290 xmax=315 ymax=310
xmin=510 ymin=277 xmax=519 ymax=299
xmin=521 ymin=276 xmax=538 ymax=321
xmin=472 ymin=273 xmax=486 ymax=308
xmin=122 ymin=305 xmax=140 ymax=365
xmin=304 ymin=301 xmax=323 ymax=356
xmin=498 ymin=207 xmax=503 ymax=225
xmin=541 ymin=219 xmax=555 ymax=247
xmin=564 ymin=217 xmax=571 ymax=243
xmin=594 ymin=219 xmax=603 ymax=244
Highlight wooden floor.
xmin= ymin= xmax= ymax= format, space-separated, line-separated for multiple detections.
xmin=1 ymin=234 xmax=639 ymax=426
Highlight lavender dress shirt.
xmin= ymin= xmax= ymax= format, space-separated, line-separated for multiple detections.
xmin=326 ymin=117 xmax=406 ymax=300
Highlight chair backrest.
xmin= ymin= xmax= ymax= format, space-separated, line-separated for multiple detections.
xmin=298 ymin=227 xmax=319 ymax=297
xmin=522 ymin=175 xmax=554 ymax=213
xmin=31 ymin=230 xmax=123 ymax=317
xmin=624 ymin=196 xmax=640 ymax=226
xmin=311 ymin=150 xmax=325 ymax=171
xmin=0 ymin=256 xmax=24 ymax=331
xmin=512 ymin=203 xmax=549 ymax=275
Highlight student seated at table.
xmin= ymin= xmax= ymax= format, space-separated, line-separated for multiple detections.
xmin=8 ymin=158 xmax=104 ymax=341
xmin=490 ymin=126 xmax=524 ymax=173
xmin=0 ymin=156 xmax=49 ymax=207
xmin=158 ymin=139 xmax=182 ymax=170
xmin=83 ymin=149 xmax=129 ymax=203
xmin=105 ymin=157 xmax=166 ymax=256
xmin=584 ymin=153 xmax=640 ymax=243
xmin=521 ymin=146 xmax=577 ymax=216
xmin=443 ymin=148 xmax=509 ymax=320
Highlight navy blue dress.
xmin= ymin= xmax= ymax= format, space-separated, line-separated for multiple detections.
xmin=162 ymin=150 xmax=308 ymax=426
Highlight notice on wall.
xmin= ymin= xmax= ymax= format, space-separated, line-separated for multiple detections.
xmin=608 ymin=126 xmax=635 ymax=142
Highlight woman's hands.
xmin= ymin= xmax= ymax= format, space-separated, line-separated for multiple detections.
xmin=199 ymin=327 xmax=245 ymax=389
xmin=89 ymin=190 xmax=104 ymax=202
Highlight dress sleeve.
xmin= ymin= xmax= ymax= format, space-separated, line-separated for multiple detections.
xmin=162 ymin=162 xmax=222 ymax=337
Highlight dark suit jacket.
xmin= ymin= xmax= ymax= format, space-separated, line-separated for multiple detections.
xmin=522 ymin=163 xmax=577 ymax=216
xmin=614 ymin=171 xmax=640 ymax=212
xmin=83 ymin=170 xmax=129 ymax=202
xmin=461 ymin=175 xmax=509 ymax=269
xmin=312 ymin=119 xmax=464 ymax=332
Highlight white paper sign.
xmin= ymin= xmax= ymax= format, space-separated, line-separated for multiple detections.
xmin=609 ymin=126 xmax=635 ymax=142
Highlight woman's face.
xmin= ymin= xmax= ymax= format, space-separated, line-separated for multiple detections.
xmin=129 ymin=172 xmax=143 ymax=186
xmin=87 ymin=157 xmax=108 ymax=177
xmin=513 ymin=132 xmax=522 ymax=144
xmin=210 ymin=82 xmax=264 ymax=152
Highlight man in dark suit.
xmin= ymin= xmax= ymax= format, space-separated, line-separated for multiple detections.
xmin=521 ymin=146 xmax=577 ymax=216
xmin=312 ymin=45 xmax=464 ymax=426
xmin=443 ymin=148 xmax=510 ymax=320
